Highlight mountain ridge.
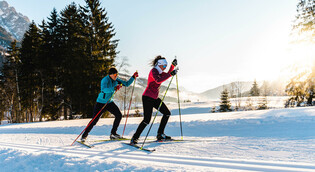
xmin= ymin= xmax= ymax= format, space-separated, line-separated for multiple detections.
xmin=0 ymin=0 xmax=30 ymax=44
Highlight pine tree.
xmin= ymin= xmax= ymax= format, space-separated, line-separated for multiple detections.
xmin=285 ymin=72 xmax=307 ymax=107
xmin=0 ymin=40 xmax=21 ymax=123
xmin=219 ymin=89 xmax=232 ymax=112
xmin=80 ymin=0 xmax=119 ymax=117
xmin=292 ymin=0 xmax=315 ymax=43
xmin=4 ymin=1 xmax=120 ymax=121
xmin=305 ymin=63 xmax=315 ymax=105
xmin=250 ymin=80 xmax=260 ymax=96
xmin=19 ymin=21 xmax=42 ymax=122
xmin=38 ymin=9 xmax=64 ymax=120
xmin=290 ymin=0 xmax=315 ymax=106
xmin=211 ymin=105 xmax=216 ymax=113
xmin=59 ymin=3 xmax=90 ymax=118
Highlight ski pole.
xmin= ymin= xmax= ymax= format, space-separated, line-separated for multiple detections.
xmin=122 ymin=75 xmax=137 ymax=137
xmin=174 ymin=56 xmax=183 ymax=140
xmin=140 ymin=75 xmax=175 ymax=149
xmin=176 ymin=70 xmax=183 ymax=140
xmin=70 ymin=86 xmax=120 ymax=146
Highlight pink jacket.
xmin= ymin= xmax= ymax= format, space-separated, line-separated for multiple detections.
xmin=143 ymin=65 xmax=175 ymax=99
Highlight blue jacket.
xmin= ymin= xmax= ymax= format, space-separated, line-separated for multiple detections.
xmin=96 ymin=75 xmax=135 ymax=104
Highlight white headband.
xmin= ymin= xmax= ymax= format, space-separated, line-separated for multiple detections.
xmin=156 ymin=59 xmax=167 ymax=66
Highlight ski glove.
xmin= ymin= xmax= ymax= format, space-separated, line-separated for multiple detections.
xmin=114 ymin=84 xmax=122 ymax=91
xmin=133 ymin=71 xmax=139 ymax=78
xmin=172 ymin=59 xmax=177 ymax=66
xmin=170 ymin=69 xmax=178 ymax=76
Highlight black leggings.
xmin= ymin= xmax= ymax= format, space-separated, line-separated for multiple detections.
xmin=133 ymin=96 xmax=171 ymax=139
xmin=82 ymin=102 xmax=122 ymax=138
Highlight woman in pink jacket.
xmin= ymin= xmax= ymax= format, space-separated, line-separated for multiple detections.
xmin=131 ymin=55 xmax=177 ymax=145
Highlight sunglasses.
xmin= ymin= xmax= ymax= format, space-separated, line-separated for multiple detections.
xmin=163 ymin=65 xmax=167 ymax=68
xmin=112 ymin=73 xmax=118 ymax=77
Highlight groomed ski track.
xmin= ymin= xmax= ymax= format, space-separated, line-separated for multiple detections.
xmin=0 ymin=141 xmax=315 ymax=172
xmin=1 ymin=107 xmax=315 ymax=171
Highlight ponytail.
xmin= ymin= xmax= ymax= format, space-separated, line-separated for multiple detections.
xmin=151 ymin=55 xmax=165 ymax=67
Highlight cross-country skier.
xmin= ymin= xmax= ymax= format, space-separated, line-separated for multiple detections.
xmin=130 ymin=55 xmax=177 ymax=145
xmin=81 ymin=67 xmax=138 ymax=142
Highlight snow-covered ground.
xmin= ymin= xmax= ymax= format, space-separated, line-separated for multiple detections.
xmin=0 ymin=105 xmax=315 ymax=171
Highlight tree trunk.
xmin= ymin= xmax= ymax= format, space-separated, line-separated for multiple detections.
xmin=307 ymin=92 xmax=313 ymax=105
xmin=64 ymin=104 xmax=67 ymax=120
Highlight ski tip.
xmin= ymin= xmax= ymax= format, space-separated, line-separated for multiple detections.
xmin=76 ymin=141 xmax=94 ymax=148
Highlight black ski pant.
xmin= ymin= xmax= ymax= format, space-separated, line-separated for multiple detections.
xmin=133 ymin=95 xmax=171 ymax=139
xmin=82 ymin=102 xmax=122 ymax=139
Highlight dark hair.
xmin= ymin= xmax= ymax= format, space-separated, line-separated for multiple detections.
xmin=151 ymin=55 xmax=166 ymax=67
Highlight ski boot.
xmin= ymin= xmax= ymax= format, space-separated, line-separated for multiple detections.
xmin=157 ymin=133 xmax=172 ymax=141
xmin=110 ymin=133 xmax=123 ymax=140
xmin=130 ymin=136 xmax=139 ymax=145
xmin=81 ymin=136 xmax=87 ymax=142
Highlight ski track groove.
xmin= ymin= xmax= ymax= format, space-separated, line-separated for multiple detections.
xmin=0 ymin=141 xmax=314 ymax=171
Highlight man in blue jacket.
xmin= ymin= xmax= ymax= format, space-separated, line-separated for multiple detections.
xmin=81 ymin=67 xmax=138 ymax=142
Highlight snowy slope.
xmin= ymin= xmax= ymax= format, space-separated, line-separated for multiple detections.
xmin=0 ymin=106 xmax=315 ymax=171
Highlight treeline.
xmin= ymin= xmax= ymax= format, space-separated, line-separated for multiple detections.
xmin=0 ymin=0 xmax=118 ymax=123
xmin=286 ymin=0 xmax=315 ymax=107
xmin=285 ymin=68 xmax=315 ymax=107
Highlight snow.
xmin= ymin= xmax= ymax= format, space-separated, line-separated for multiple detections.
xmin=0 ymin=104 xmax=315 ymax=171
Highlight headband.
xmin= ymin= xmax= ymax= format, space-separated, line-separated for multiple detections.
xmin=156 ymin=59 xmax=168 ymax=66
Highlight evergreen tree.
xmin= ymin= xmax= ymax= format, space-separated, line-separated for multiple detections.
xmin=287 ymin=0 xmax=315 ymax=105
xmin=285 ymin=72 xmax=307 ymax=107
xmin=19 ymin=21 xmax=42 ymax=122
xmin=211 ymin=105 xmax=216 ymax=113
xmin=80 ymin=0 xmax=119 ymax=117
xmin=2 ymin=1 xmax=120 ymax=121
xmin=250 ymin=80 xmax=260 ymax=96
xmin=290 ymin=0 xmax=315 ymax=106
xmin=305 ymin=63 xmax=315 ymax=105
xmin=0 ymin=40 xmax=21 ymax=123
xmin=59 ymin=3 xmax=90 ymax=118
xmin=219 ymin=89 xmax=232 ymax=112
xmin=38 ymin=9 xmax=64 ymax=120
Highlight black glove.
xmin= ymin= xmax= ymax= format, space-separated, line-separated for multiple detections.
xmin=170 ymin=69 xmax=177 ymax=76
xmin=172 ymin=59 xmax=177 ymax=66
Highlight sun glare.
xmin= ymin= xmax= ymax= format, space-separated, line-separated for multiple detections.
xmin=258 ymin=42 xmax=315 ymax=83
xmin=285 ymin=43 xmax=314 ymax=73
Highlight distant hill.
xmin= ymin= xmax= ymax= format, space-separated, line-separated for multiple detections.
xmin=116 ymin=73 xmax=287 ymax=104
xmin=199 ymin=81 xmax=254 ymax=100
xmin=114 ymin=73 xmax=204 ymax=105
xmin=199 ymin=80 xmax=287 ymax=100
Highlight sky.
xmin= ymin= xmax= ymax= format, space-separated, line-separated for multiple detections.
xmin=6 ymin=0 xmax=312 ymax=93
